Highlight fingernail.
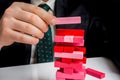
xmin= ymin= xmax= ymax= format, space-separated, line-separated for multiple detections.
xmin=51 ymin=18 xmax=56 ymax=26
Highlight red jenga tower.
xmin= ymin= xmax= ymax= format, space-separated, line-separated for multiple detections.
xmin=53 ymin=16 xmax=105 ymax=80
xmin=54 ymin=28 xmax=87 ymax=80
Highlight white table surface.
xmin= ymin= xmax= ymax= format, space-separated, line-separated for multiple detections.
xmin=0 ymin=57 xmax=119 ymax=80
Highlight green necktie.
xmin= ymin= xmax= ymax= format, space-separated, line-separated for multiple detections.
xmin=36 ymin=4 xmax=53 ymax=63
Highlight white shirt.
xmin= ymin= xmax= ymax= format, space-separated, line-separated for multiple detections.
xmin=30 ymin=0 xmax=56 ymax=64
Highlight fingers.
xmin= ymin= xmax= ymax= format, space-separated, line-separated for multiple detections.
xmin=0 ymin=24 xmax=39 ymax=46
xmin=11 ymin=18 xmax=45 ymax=39
xmin=10 ymin=2 xmax=56 ymax=26
xmin=12 ymin=9 xmax=49 ymax=33
xmin=9 ymin=29 xmax=39 ymax=44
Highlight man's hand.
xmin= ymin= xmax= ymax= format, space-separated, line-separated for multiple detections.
xmin=0 ymin=2 xmax=56 ymax=48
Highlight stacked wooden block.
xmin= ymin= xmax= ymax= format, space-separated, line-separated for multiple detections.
xmin=54 ymin=16 xmax=105 ymax=80
xmin=54 ymin=28 xmax=86 ymax=80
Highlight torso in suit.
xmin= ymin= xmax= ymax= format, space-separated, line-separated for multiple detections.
xmin=0 ymin=0 xmax=120 ymax=71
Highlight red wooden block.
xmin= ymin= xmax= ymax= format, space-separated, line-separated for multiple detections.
xmin=56 ymin=29 xmax=85 ymax=36
xmin=56 ymin=41 xmax=85 ymax=46
xmin=56 ymin=70 xmax=85 ymax=79
xmin=73 ymin=57 xmax=87 ymax=64
xmin=73 ymin=39 xmax=84 ymax=45
xmin=73 ymin=42 xmax=84 ymax=47
xmin=73 ymin=62 xmax=83 ymax=70
xmin=54 ymin=35 xmax=64 ymax=42
xmin=54 ymin=46 xmax=64 ymax=52
xmin=55 ymin=42 xmax=84 ymax=47
xmin=54 ymin=52 xmax=83 ymax=59
xmin=54 ymin=35 xmax=84 ymax=44
xmin=74 ymin=66 xmax=86 ymax=73
xmin=86 ymin=68 xmax=105 ymax=79
xmin=54 ymin=60 xmax=69 ymax=68
xmin=54 ymin=60 xmax=83 ymax=71
xmin=64 ymin=35 xmax=74 ymax=43
xmin=63 ymin=46 xmax=74 ymax=53
xmin=74 ymin=79 xmax=85 ymax=80
xmin=61 ymin=58 xmax=72 ymax=63
xmin=55 ymin=35 xmax=74 ymax=43
xmin=64 ymin=68 xmax=73 ymax=74
xmin=83 ymin=57 xmax=87 ymax=64
xmin=73 ymin=36 xmax=84 ymax=43
xmin=74 ymin=66 xmax=86 ymax=80
xmin=56 ymin=16 xmax=81 ymax=25
xmin=56 ymin=77 xmax=65 ymax=80
xmin=74 ymin=47 xmax=86 ymax=54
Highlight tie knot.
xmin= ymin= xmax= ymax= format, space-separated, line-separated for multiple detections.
xmin=38 ymin=4 xmax=50 ymax=11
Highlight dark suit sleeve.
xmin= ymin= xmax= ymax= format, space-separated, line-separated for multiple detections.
xmin=0 ymin=43 xmax=31 ymax=67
